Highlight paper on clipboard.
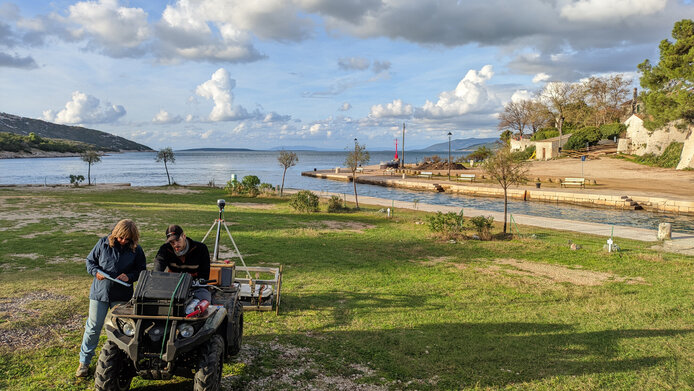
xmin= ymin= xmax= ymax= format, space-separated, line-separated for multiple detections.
xmin=96 ymin=269 xmax=132 ymax=287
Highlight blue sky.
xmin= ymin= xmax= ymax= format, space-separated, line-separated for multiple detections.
xmin=0 ymin=0 xmax=691 ymax=150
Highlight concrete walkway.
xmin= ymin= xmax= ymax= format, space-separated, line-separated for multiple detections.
xmin=292 ymin=189 xmax=694 ymax=256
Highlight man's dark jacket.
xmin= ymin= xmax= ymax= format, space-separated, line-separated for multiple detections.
xmin=154 ymin=238 xmax=210 ymax=280
xmin=86 ymin=236 xmax=146 ymax=302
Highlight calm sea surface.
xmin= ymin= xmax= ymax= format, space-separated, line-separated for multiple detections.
xmin=2 ymin=150 xmax=693 ymax=233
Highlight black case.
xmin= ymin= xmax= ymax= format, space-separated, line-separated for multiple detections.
xmin=133 ymin=271 xmax=192 ymax=317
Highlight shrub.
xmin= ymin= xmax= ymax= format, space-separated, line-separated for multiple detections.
xmin=224 ymin=179 xmax=243 ymax=195
xmin=327 ymin=195 xmax=347 ymax=213
xmin=634 ymin=142 xmax=684 ymax=168
xmin=512 ymin=145 xmax=535 ymax=161
xmin=564 ymin=126 xmax=601 ymax=150
xmin=469 ymin=215 xmax=494 ymax=240
xmin=225 ymin=175 xmax=263 ymax=197
xmin=241 ymin=175 xmax=261 ymax=196
xmin=426 ymin=211 xmax=464 ymax=239
xmin=599 ymin=123 xmax=626 ymax=140
xmin=289 ymin=190 xmax=319 ymax=213
xmin=531 ymin=128 xmax=559 ymax=141
xmin=69 ymin=174 xmax=85 ymax=187
xmin=259 ymin=183 xmax=274 ymax=195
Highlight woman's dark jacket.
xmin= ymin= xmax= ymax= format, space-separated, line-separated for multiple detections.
xmin=86 ymin=236 xmax=147 ymax=302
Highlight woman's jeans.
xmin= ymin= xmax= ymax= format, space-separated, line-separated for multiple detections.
xmin=79 ymin=299 xmax=123 ymax=365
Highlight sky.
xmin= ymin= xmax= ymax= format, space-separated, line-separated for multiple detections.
xmin=0 ymin=0 xmax=691 ymax=150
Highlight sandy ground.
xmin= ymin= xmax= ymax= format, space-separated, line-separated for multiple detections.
xmin=366 ymin=156 xmax=694 ymax=200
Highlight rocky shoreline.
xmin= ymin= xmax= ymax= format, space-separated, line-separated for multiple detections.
xmin=0 ymin=149 xmax=146 ymax=159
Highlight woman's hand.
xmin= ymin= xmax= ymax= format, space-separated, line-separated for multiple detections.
xmin=117 ymin=273 xmax=129 ymax=282
xmin=96 ymin=272 xmax=105 ymax=280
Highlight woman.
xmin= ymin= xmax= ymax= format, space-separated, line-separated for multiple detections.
xmin=75 ymin=219 xmax=146 ymax=378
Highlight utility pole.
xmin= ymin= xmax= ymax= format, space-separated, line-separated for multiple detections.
xmin=401 ymin=122 xmax=405 ymax=169
xmin=448 ymin=131 xmax=452 ymax=180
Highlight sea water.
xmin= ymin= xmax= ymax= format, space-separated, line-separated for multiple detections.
xmin=1 ymin=150 xmax=693 ymax=233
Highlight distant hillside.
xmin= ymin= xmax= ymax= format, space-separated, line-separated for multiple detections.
xmin=0 ymin=112 xmax=151 ymax=151
xmin=182 ymin=148 xmax=254 ymax=152
xmin=417 ymin=137 xmax=499 ymax=152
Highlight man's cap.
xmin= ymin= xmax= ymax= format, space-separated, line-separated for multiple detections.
xmin=166 ymin=225 xmax=184 ymax=243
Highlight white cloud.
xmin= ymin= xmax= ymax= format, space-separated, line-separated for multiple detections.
xmin=156 ymin=0 xmax=265 ymax=63
xmin=339 ymin=102 xmax=352 ymax=111
xmin=560 ymin=0 xmax=666 ymax=22
xmin=510 ymin=90 xmax=532 ymax=103
xmin=67 ymin=0 xmax=149 ymax=55
xmin=152 ymin=109 xmax=183 ymax=124
xmin=532 ymin=72 xmax=551 ymax=83
xmin=418 ymin=65 xmax=496 ymax=119
xmin=43 ymin=91 xmax=126 ymax=124
xmin=195 ymin=68 xmax=250 ymax=121
xmin=369 ymin=99 xmax=414 ymax=119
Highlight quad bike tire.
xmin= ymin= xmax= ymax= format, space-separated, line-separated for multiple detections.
xmin=94 ymin=341 xmax=133 ymax=391
xmin=194 ymin=334 xmax=224 ymax=391
xmin=228 ymin=300 xmax=243 ymax=356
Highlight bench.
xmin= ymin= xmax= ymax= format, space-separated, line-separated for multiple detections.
xmin=417 ymin=171 xmax=433 ymax=179
xmin=457 ymin=174 xmax=476 ymax=182
xmin=561 ymin=178 xmax=585 ymax=188
xmin=384 ymin=168 xmax=396 ymax=175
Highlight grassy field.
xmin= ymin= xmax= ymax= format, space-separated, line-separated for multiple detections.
xmin=0 ymin=186 xmax=692 ymax=390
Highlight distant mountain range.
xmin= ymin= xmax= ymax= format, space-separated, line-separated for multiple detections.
xmin=267 ymin=138 xmax=500 ymax=152
xmin=416 ymin=137 xmax=499 ymax=152
xmin=0 ymin=112 xmax=151 ymax=151
xmin=181 ymin=147 xmax=254 ymax=152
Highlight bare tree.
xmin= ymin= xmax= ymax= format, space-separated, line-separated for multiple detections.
xmin=583 ymin=75 xmax=631 ymax=126
xmin=527 ymin=100 xmax=553 ymax=133
xmin=155 ymin=147 xmax=176 ymax=185
xmin=483 ymin=147 xmax=529 ymax=234
xmin=277 ymin=150 xmax=298 ymax=196
xmin=80 ymin=150 xmax=101 ymax=186
xmin=345 ymin=141 xmax=370 ymax=208
xmin=498 ymin=100 xmax=530 ymax=137
xmin=539 ymin=82 xmax=580 ymax=139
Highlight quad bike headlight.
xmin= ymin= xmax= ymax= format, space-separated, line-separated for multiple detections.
xmin=118 ymin=318 xmax=136 ymax=337
xmin=178 ymin=323 xmax=195 ymax=338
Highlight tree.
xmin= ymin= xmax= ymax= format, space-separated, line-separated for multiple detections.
xmin=539 ymin=81 xmax=581 ymax=139
xmin=277 ymin=150 xmax=298 ymax=196
xmin=483 ymin=147 xmax=529 ymax=234
xmin=80 ymin=150 xmax=101 ymax=185
xmin=527 ymin=101 xmax=553 ymax=133
xmin=500 ymin=130 xmax=513 ymax=145
xmin=155 ymin=147 xmax=176 ymax=185
xmin=583 ymin=75 xmax=631 ymax=126
xmin=466 ymin=146 xmax=493 ymax=162
xmin=344 ymin=141 xmax=370 ymax=208
xmin=638 ymin=19 xmax=694 ymax=129
xmin=498 ymin=100 xmax=530 ymax=137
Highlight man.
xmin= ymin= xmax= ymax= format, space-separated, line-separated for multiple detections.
xmin=154 ymin=225 xmax=211 ymax=280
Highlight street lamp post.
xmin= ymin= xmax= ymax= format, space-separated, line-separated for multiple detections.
xmin=401 ymin=123 xmax=405 ymax=169
xmin=448 ymin=131 xmax=452 ymax=180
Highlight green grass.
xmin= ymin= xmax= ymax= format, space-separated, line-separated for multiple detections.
xmin=0 ymin=187 xmax=692 ymax=390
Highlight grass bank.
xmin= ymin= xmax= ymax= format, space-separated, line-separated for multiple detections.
xmin=0 ymin=186 xmax=692 ymax=390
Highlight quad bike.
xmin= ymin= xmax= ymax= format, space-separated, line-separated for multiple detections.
xmin=95 ymin=270 xmax=243 ymax=391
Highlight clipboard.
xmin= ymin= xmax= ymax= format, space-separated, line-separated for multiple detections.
xmin=96 ymin=269 xmax=132 ymax=287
